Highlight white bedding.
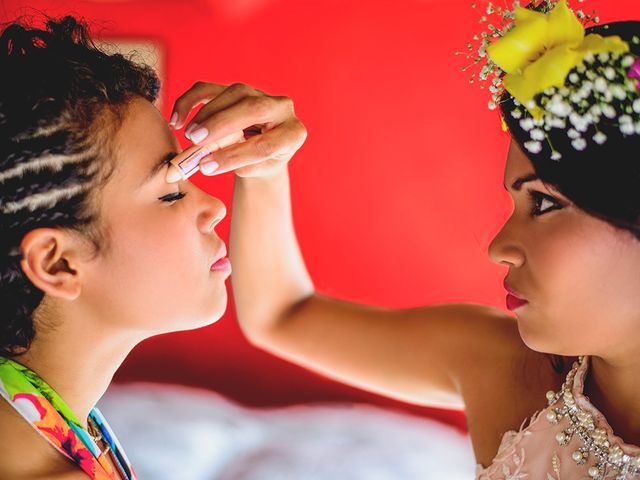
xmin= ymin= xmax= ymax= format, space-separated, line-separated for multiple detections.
xmin=98 ymin=383 xmax=476 ymax=479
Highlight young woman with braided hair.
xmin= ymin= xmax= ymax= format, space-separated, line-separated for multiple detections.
xmin=0 ymin=16 xmax=241 ymax=479
xmin=0 ymin=9 xmax=309 ymax=477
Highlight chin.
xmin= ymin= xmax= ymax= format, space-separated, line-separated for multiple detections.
xmin=518 ymin=324 xmax=584 ymax=357
xmin=160 ymin=295 xmax=229 ymax=333
xmin=191 ymin=298 xmax=229 ymax=329
xmin=515 ymin=317 xmax=554 ymax=354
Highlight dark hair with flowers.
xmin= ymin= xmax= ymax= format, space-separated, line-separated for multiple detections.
xmin=461 ymin=1 xmax=640 ymax=241
xmin=460 ymin=2 xmax=640 ymax=376
xmin=502 ymin=22 xmax=640 ymax=242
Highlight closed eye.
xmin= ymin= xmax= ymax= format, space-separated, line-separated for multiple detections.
xmin=159 ymin=191 xmax=187 ymax=203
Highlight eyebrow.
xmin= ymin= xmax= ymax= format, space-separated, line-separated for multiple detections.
xmin=503 ymin=173 xmax=540 ymax=192
xmin=140 ymin=151 xmax=179 ymax=188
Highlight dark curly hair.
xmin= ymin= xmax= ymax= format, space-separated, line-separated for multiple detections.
xmin=499 ymin=21 xmax=640 ymax=375
xmin=0 ymin=15 xmax=160 ymax=356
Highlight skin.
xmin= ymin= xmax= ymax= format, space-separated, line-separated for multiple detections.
xmin=163 ymin=83 xmax=640 ymax=465
xmin=0 ymin=96 xmax=230 ymax=479
xmin=2 ymin=80 xmax=640 ymax=475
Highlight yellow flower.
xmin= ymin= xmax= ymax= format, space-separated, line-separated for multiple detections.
xmin=487 ymin=0 xmax=629 ymax=118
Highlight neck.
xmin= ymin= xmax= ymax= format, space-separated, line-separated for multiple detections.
xmin=11 ymin=306 xmax=144 ymax=429
xmin=584 ymin=354 xmax=640 ymax=445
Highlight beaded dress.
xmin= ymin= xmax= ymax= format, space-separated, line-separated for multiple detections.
xmin=476 ymin=356 xmax=640 ymax=480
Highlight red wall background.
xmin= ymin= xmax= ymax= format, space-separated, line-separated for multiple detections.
xmin=2 ymin=0 xmax=639 ymax=432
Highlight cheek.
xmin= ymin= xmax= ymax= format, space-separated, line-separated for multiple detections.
xmin=89 ymin=207 xmax=226 ymax=330
xmin=519 ymin=215 xmax=640 ymax=355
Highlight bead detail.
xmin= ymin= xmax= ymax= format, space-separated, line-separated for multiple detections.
xmin=544 ymin=356 xmax=640 ymax=479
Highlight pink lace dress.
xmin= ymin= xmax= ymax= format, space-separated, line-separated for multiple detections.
xmin=475 ymin=356 xmax=640 ymax=480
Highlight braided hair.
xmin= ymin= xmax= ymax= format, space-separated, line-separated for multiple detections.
xmin=0 ymin=15 xmax=160 ymax=356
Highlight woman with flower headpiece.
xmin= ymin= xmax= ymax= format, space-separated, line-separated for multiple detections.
xmin=1 ymin=1 xmax=639 ymax=479
xmin=211 ymin=0 xmax=640 ymax=478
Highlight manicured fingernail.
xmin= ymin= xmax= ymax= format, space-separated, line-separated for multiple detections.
xmin=185 ymin=123 xmax=199 ymax=138
xmin=169 ymin=112 xmax=178 ymax=127
xmin=201 ymin=161 xmax=220 ymax=175
xmin=190 ymin=127 xmax=209 ymax=144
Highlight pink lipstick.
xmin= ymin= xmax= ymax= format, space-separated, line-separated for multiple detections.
xmin=504 ymin=279 xmax=528 ymax=311
xmin=211 ymin=257 xmax=231 ymax=272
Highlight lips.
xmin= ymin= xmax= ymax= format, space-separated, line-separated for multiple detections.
xmin=211 ymin=257 xmax=231 ymax=272
xmin=210 ymin=244 xmax=230 ymax=271
xmin=503 ymin=278 xmax=526 ymax=300
xmin=504 ymin=278 xmax=528 ymax=311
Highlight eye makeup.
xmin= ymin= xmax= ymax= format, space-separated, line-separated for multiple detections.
xmin=159 ymin=191 xmax=187 ymax=202
xmin=527 ymin=190 xmax=563 ymax=217
xmin=165 ymin=131 xmax=245 ymax=183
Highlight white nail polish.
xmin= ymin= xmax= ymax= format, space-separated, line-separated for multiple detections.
xmin=169 ymin=112 xmax=178 ymax=126
xmin=190 ymin=127 xmax=209 ymax=144
xmin=201 ymin=161 xmax=220 ymax=175
xmin=185 ymin=123 xmax=199 ymax=138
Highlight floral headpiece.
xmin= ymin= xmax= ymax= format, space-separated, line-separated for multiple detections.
xmin=460 ymin=0 xmax=640 ymax=159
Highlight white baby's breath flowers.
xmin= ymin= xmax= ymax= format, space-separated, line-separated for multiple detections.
xmin=520 ymin=118 xmax=535 ymax=131
xmin=620 ymin=115 xmax=635 ymax=135
xmin=524 ymin=140 xmax=543 ymax=154
xmin=572 ymin=137 xmax=588 ymax=150
xmin=592 ymin=131 xmax=607 ymax=145
xmin=568 ymin=128 xmax=581 ymax=139
xmin=611 ymin=85 xmax=627 ymax=100
xmin=547 ymin=117 xmax=567 ymax=129
xmin=465 ymin=0 xmax=639 ymax=159
xmin=594 ymin=77 xmax=608 ymax=93
xmin=620 ymin=123 xmax=635 ymax=135
xmin=530 ymin=128 xmax=545 ymax=141
xmin=569 ymin=112 xmax=591 ymax=132
xmin=604 ymin=67 xmax=616 ymax=81
xmin=602 ymin=104 xmax=617 ymax=119
xmin=548 ymin=96 xmax=572 ymax=117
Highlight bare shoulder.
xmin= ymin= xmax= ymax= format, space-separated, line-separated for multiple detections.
xmin=406 ymin=303 xmax=577 ymax=466
xmin=399 ymin=302 xmax=535 ymax=390
xmin=0 ymin=396 xmax=84 ymax=479
xmin=438 ymin=307 xmax=575 ymax=467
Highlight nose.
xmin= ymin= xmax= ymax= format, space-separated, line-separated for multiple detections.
xmin=487 ymin=213 xmax=525 ymax=268
xmin=187 ymin=182 xmax=227 ymax=233
xmin=202 ymin=197 xmax=226 ymax=233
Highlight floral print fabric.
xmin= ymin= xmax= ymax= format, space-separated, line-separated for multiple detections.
xmin=0 ymin=356 xmax=136 ymax=479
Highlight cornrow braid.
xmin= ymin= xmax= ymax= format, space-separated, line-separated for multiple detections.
xmin=0 ymin=14 xmax=160 ymax=356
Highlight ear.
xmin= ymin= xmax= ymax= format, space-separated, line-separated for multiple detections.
xmin=19 ymin=228 xmax=84 ymax=301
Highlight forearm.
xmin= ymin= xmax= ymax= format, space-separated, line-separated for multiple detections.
xmin=229 ymin=166 xmax=315 ymax=340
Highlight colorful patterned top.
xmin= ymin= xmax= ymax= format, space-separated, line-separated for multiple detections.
xmin=0 ymin=356 xmax=137 ymax=479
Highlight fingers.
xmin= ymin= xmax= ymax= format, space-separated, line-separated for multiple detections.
xmin=182 ymin=83 xmax=259 ymax=136
xmin=185 ymin=94 xmax=295 ymax=146
xmin=199 ymin=118 xmax=306 ymax=176
xmin=170 ymin=81 xmax=227 ymax=129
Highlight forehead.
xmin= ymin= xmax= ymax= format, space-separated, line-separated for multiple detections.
xmin=113 ymin=97 xmax=179 ymax=184
xmin=504 ymin=139 xmax=535 ymax=184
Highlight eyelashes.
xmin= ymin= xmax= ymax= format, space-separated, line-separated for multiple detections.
xmin=528 ymin=190 xmax=562 ymax=217
xmin=159 ymin=191 xmax=187 ymax=203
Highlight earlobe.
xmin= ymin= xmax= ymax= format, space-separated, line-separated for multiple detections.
xmin=19 ymin=228 xmax=82 ymax=301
